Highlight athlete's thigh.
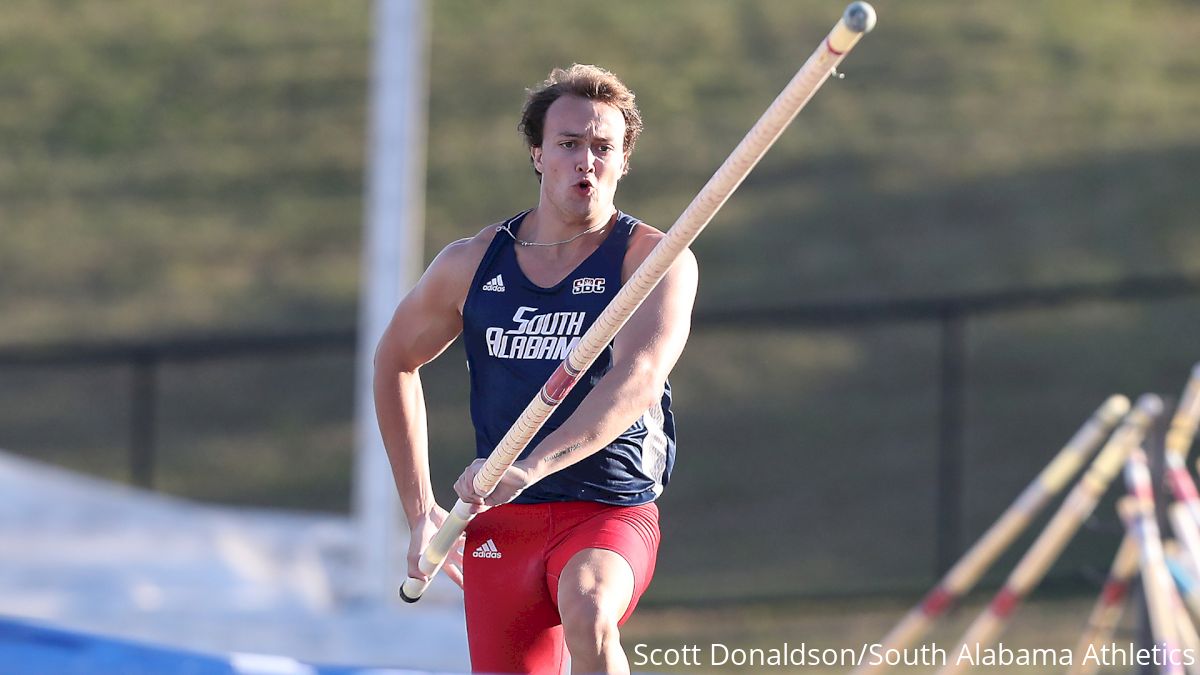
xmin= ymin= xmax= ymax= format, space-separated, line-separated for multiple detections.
xmin=463 ymin=504 xmax=567 ymax=674
xmin=555 ymin=547 xmax=636 ymax=631
xmin=546 ymin=502 xmax=661 ymax=626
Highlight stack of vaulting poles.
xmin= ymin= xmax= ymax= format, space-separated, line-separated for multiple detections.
xmin=854 ymin=363 xmax=1200 ymax=675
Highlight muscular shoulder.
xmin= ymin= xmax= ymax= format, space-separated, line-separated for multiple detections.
xmin=621 ymin=221 xmax=698 ymax=283
xmin=422 ymin=222 xmax=505 ymax=312
xmin=432 ymin=223 xmax=501 ymax=271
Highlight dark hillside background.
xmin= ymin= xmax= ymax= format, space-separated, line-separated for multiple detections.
xmin=2 ymin=0 xmax=1198 ymax=600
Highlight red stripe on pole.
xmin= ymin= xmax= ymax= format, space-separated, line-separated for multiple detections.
xmin=990 ymin=587 xmax=1023 ymax=618
xmin=826 ymin=38 xmax=845 ymax=56
xmin=1132 ymin=481 xmax=1154 ymax=501
xmin=920 ymin=586 xmax=955 ymax=617
xmin=1168 ymin=467 xmax=1200 ymax=501
xmin=541 ymin=362 xmax=581 ymax=406
xmin=1099 ymin=579 xmax=1129 ymax=607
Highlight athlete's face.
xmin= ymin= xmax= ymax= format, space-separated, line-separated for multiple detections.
xmin=531 ymin=95 xmax=627 ymax=223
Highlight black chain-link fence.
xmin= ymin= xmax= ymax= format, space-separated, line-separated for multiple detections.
xmin=2 ymin=276 xmax=1199 ymax=603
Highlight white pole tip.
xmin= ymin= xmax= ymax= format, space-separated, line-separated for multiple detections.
xmin=844 ymin=2 xmax=877 ymax=34
xmin=1135 ymin=393 xmax=1165 ymax=418
xmin=1103 ymin=394 xmax=1132 ymax=417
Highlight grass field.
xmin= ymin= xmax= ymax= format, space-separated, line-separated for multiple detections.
xmin=4 ymin=0 xmax=1200 ymax=342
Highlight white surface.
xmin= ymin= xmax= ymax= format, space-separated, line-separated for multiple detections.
xmin=354 ymin=0 xmax=429 ymax=602
xmin=0 ymin=450 xmax=468 ymax=671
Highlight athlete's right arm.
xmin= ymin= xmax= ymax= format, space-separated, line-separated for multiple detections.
xmin=373 ymin=231 xmax=490 ymax=587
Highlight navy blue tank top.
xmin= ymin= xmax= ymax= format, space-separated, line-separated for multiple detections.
xmin=461 ymin=210 xmax=676 ymax=505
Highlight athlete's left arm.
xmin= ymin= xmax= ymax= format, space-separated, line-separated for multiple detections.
xmin=454 ymin=228 xmax=698 ymax=507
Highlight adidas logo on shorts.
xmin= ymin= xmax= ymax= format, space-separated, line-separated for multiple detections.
xmin=472 ymin=539 xmax=503 ymax=559
xmin=481 ymin=275 xmax=505 ymax=293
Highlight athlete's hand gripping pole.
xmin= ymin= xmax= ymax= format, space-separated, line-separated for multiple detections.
xmin=399 ymin=1 xmax=878 ymax=603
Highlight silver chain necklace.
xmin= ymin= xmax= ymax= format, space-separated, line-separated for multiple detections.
xmin=497 ymin=220 xmax=607 ymax=247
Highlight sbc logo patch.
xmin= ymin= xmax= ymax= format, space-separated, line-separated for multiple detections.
xmin=572 ymin=277 xmax=605 ymax=295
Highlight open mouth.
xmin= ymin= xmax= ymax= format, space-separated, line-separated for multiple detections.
xmin=574 ymin=180 xmax=594 ymax=196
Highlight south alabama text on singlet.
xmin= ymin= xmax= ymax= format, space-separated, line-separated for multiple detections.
xmin=461 ymin=210 xmax=676 ymax=505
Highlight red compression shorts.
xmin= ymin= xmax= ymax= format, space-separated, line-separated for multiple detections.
xmin=462 ymin=500 xmax=660 ymax=674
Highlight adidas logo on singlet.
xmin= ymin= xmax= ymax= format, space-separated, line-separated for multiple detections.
xmin=472 ymin=539 xmax=502 ymax=559
xmin=481 ymin=274 xmax=505 ymax=293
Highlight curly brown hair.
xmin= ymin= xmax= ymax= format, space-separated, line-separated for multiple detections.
xmin=518 ymin=64 xmax=643 ymax=177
